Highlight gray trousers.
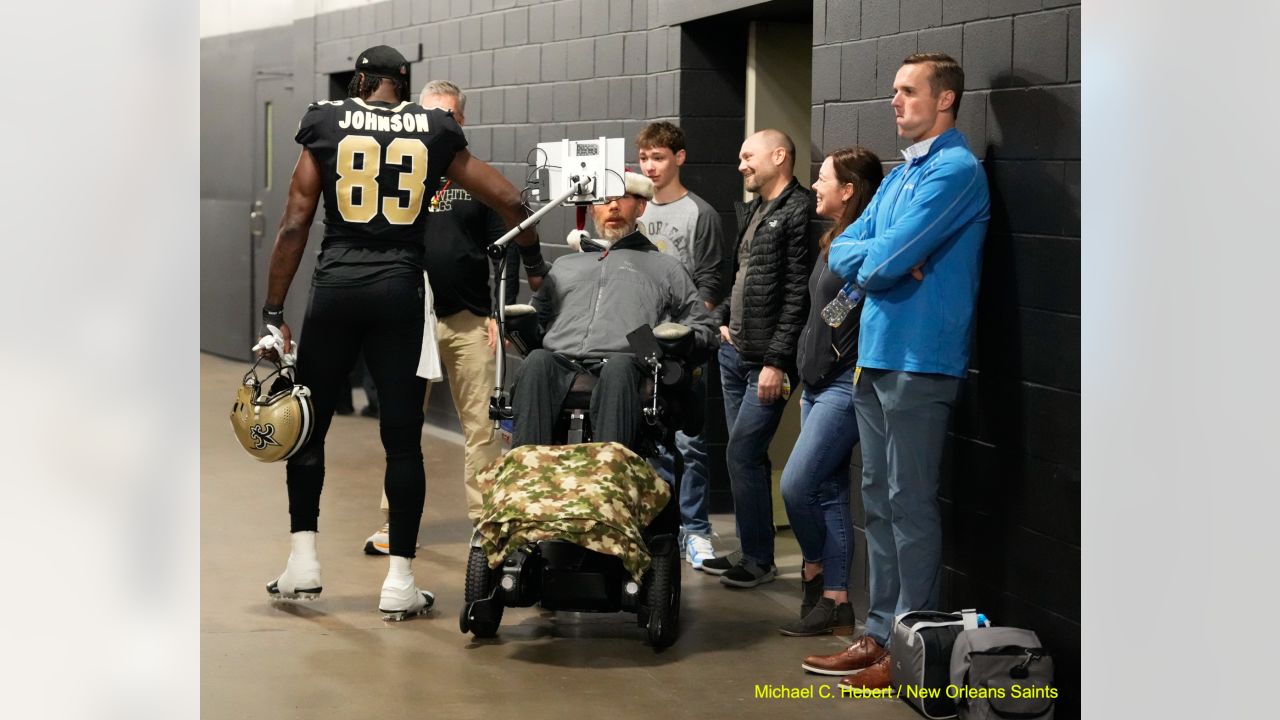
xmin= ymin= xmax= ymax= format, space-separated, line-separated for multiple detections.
xmin=853 ymin=368 xmax=961 ymax=646
xmin=510 ymin=349 xmax=645 ymax=451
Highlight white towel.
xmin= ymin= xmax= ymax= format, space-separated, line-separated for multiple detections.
xmin=416 ymin=271 xmax=443 ymax=381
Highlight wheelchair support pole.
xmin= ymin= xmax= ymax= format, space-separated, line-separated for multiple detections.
xmin=490 ymin=176 xmax=594 ymax=429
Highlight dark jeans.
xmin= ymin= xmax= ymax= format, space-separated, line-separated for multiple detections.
xmin=718 ymin=342 xmax=792 ymax=567
xmin=510 ymin=349 xmax=646 ymax=451
xmin=286 ymin=273 xmax=427 ymax=557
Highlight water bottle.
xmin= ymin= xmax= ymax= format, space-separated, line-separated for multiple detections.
xmin=820 ymin=285 xmax=862 ymax=327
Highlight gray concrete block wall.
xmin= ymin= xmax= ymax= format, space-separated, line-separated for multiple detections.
xmin=862 ymin=0 xmax=900 ymax=37
xmin=298 ymin=0 xmax=676 ymax=263
xmin=825 ymin=0 xmax=861 ymax=42
xmin=811 ymin=2 xmax=1081 ymax=716
xmin=259 ymin=0 xmax=679 ymax=318
xmin=900 ymin=0 xmax=942 ymax=31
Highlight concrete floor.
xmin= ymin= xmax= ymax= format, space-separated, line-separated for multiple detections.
xmin=202 ymin=353 xmax=917 ymax=719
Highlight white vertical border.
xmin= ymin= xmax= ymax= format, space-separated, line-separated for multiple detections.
xmin=0 ymin=1 xmax=199 ymax=717
xmin=1084 ymin=1 xmax=1280 ymax=718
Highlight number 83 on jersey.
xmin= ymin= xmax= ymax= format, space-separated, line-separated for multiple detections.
xmin=334 ymin=135 xmax=428 ymax=225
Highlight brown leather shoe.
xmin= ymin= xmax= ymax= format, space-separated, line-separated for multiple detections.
xmin=838 ymin=654 xmax=892 ymax=690
xmin=800 ymin=635 xmax=888 ymax=675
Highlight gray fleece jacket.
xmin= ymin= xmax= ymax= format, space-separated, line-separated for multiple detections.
xmin=533 ymin=230 xmax=717 ymax=360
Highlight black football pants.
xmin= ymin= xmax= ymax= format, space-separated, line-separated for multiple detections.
xmin=286 ymin=273 xmax=427 ymax=558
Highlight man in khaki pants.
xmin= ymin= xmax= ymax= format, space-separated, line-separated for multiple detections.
xmin=363 ymin=80 xmax=546 ymax=553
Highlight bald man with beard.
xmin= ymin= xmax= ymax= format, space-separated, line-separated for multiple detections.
xmin=699 ymin=129 xmax=816 ymax=589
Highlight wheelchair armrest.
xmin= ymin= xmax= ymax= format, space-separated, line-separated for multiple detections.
xmin=647 ymin=324 xmax=705 ymax=437
xmin=653 ymin=322 xmax=694 ymax=360
xmin=503 ymin=304 xmax=542 ymax=357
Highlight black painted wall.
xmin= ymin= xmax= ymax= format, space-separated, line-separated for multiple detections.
xmin=811 ymin=0 xmax=1081 ymax=715
xmin=201 ymin=0 xmax=1080 ymax=714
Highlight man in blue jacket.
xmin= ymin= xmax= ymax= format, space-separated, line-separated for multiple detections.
xmin=801 ymin=53 xmax=990 ymax=689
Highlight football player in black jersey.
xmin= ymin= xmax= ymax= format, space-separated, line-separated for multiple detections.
xmin=361 ymin=80 xmax=528 ymax=556
xmin=257 ymin=45 xmax=546 ymax=620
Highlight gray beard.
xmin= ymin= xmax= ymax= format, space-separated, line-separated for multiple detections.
xmin=591 ymin=217 xmax=634 ymax=243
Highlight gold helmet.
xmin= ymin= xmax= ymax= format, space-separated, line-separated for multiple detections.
xmin=229 ymin=358 xmax=314 ymax=463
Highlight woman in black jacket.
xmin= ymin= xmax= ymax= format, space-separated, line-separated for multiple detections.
xmin=777 ymin=147 xmax=883 ymax=637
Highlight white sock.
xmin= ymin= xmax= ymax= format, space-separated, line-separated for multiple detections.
xmin=290 ymin=531 xmax=318 ymax=563
xmin=387 ymin=555 xmax=413 ymax=580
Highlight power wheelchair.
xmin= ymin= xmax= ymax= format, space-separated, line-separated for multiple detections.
xmin=458 ymin=305 xmax=703 ymax=649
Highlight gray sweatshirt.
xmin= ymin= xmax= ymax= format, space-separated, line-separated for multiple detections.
xmin=636 ymin=190 xmax=727 ymax=306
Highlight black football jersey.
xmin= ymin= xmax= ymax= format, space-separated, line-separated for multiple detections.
xmin=295 ymin=97 xmax=467 ymax=249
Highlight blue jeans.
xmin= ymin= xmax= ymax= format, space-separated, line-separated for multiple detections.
xmin=718 ymin=343 xmax=791 ymax=567
xmin=854 ymin=368 xmax=960 ymax=646
xmin=654 ymin=366 xmax=712 ymax=536
xmin=780 ymin=369 xmax=857 ymax=591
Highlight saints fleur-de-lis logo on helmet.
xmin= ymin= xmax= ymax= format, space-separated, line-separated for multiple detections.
xmin=250 ymin=423 xmax=282 ymax=450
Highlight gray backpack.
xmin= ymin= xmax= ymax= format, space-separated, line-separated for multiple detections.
xmin=949 ymin=627 xmax=1056 ymax=720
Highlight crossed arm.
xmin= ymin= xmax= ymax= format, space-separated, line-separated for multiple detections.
xmin=829 ymin=160 xmax=986 ymax=292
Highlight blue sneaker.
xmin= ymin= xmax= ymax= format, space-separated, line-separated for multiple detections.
xmin=684 ymin=534 xmax=716 ymax=570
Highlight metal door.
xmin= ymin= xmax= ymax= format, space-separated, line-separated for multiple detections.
xmin=251 ymin=74 xmax=314 ymax=349
xmin=199 ymin=48 xmax=255 ymax=360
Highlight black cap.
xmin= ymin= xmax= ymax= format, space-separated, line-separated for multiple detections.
xmin=354 ymin=45 xmax=408 ymax=79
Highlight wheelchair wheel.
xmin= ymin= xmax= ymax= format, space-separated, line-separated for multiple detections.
xmin=644 ymin=538 xmax=681 ymax=649
xmin=462 ymin=545 xmax=503 ymax=638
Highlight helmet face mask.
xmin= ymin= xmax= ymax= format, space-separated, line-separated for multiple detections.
xmin=230 ymin=359 xmax=314 ymax=463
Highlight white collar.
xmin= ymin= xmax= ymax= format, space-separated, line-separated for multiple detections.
xmin=351 ymin=97 xmax=411 ymax=113
xmin=900 ymin=134 xmax=940 ymax=163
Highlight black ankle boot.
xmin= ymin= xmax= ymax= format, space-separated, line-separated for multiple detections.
xmin=801 ymin=571 xmax=825 ymax=618
xmin=779 ymin=597 xmax=856 ymax=637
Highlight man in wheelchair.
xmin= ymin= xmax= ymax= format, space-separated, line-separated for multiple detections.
xmin=460 ymin=173 xmax=717 ymax=648
xmin=508 ymin=171 xmax=718 ymax=453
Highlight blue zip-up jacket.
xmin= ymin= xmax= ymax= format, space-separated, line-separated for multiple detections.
xmin=828 ymin=128 xmax=989 ymax=378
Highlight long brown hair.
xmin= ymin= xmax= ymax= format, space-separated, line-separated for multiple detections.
xmin=818 ymin=146 xmax=884 ymax=260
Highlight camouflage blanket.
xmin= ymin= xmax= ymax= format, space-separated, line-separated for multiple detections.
xmin=474 ymin=442 xmax=671 ymax=582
